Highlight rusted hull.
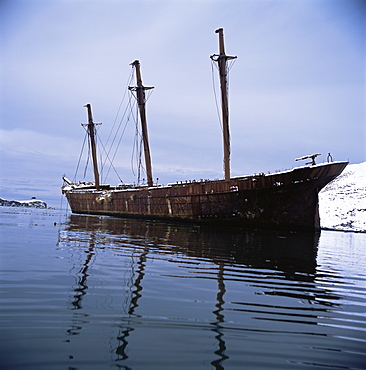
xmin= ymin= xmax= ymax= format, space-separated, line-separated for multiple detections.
xmin=63 ymin=161 xmax=348 ymax=231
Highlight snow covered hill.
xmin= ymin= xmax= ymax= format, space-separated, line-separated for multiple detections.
xmin=319 ymin=162 xmax=366 ymax=233
xmin=0 ymin=197 xmax=47 ymax=209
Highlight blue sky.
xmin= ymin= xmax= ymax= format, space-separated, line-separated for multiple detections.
xmin=1 ymin=0 xmax=365 ymax=207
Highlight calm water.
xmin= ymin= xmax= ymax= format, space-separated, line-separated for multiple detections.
xmin=0 ymin=207 xmax=365 ymax=369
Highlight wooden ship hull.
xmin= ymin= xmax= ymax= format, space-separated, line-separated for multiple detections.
xmin=63 ymin=161 xmax=347 ymax=230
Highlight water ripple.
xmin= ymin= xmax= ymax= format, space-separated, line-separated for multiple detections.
xmin=1 ymin=210 xmax=366 ymax=369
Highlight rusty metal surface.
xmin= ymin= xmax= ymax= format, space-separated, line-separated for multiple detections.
xmin=63 ymin=161 xmax=348 ymax=231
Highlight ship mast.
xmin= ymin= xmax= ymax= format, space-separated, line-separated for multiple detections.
xmin=129 ymin=60 xmax=154 ymax=187
xmin=84 ymin=104 xmax=100 ymax=190
xmin=211 ymin=28 xmax=237 ymax=181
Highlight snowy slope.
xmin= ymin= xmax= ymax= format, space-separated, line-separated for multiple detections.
xmin=0 ymin=197 xmax=47 ymax=208
xmin=319 ymin=162 xmax=366 ymax=232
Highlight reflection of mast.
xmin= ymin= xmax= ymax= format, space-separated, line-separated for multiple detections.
xmin=71 ymin=243 xmax=95 ymax=310
xmin=211 ymin=262 xmax=229 ymax=369
xmin=128 ymin=247 xmax=148 ymax=315
xmin=66 ymin=232 xmax=96 ymax=339
xmin=116 ymin=246 xmax=149 ymax=360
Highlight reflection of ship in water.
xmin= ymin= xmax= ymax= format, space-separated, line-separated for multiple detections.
xmin=66 ymin=213 xmax=320 ymax=277
xmin=60 ymin=214 xmax=340 ymax=367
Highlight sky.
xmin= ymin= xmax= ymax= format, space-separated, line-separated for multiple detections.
xmin=1 ymin=0 xmax=365 ymax=208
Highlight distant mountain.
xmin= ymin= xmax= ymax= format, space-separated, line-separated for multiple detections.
xmin=319 ymin=162 xmax=366 ymax=232
xmin=0 ymin=197 xmax=47 ymax=209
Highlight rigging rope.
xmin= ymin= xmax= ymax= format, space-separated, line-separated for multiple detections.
xmin=83 ymin=128 xmax=91 ymax=179
xmin=130 ymin=95 xmax=147 ymax=185
xmin=100 ymin=71 xmax=135 ymax=180
xmin=104 ymin=69 xmax=135 ymax=149
xmin=137 ymin=131 xmax=144 ymax=185
xmin=73 ymin=130 xmax=88 ymax=182
xmin=131 ymin=99 xmax=140 ymax=179
xmin=98 ymin=70 xmax=139 ymax=184
xmin=210 ymin=58 xmax=236 ymax=135
xmin=102 ymin=93 xmax=138 ymax=183
xmin=101 ymin=98 xmax=134 ymax=181
xmin=96 ymin=130 xmax=124 ymax=183
xmin=211 ymin=60 xmax=222 ymax=131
